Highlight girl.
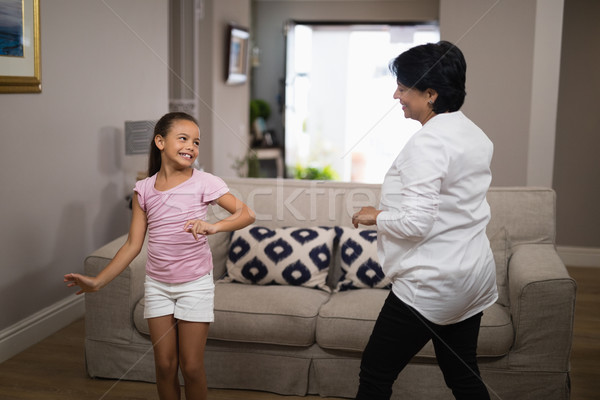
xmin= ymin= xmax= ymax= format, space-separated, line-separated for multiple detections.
xmin=65 ymin=112 xmax=255 ymax=400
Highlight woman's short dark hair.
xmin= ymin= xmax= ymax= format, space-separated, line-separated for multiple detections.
xmin=148 ymin=112 xmax=199 ymax=176
xmin=390 ymin=41 xmax=466 ymax=113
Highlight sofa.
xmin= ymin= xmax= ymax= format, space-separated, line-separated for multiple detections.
xmin=83 ymin=177 xmax=576 ymax=399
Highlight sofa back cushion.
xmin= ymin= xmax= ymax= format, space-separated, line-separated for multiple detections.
xmin=486 ymin=187 xmax=555 ymax=245
xmin=218 ymin=177 xmax=381 ymax=229
xmin=217 ymin=179 xmax=556 ymax=247
xmin=488 ymin=227 xmax=511 ymax=307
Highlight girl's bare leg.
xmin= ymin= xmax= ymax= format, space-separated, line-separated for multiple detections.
xmin=148 ymin=315 xmax=181 ymax=400
xmin=177 ymin=321 xmax=210 ymax=400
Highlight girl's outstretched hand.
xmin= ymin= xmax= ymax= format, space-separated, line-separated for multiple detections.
xmin=184 ymin=219 xmax=218 ymax=240
xmin=64 ymin=273 xmax=100 ymax=295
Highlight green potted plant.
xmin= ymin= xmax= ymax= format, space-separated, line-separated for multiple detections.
xmin=249 ymin=99 xmax=271 ymax=147
xmin=293 ymin=164 xmax=339 ymax=180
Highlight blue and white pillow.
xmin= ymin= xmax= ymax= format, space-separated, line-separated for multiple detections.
xmin=335 ymin=227 xmax=390 ymax=292
xmin=225 ymin=226 xmax=335 ymax=292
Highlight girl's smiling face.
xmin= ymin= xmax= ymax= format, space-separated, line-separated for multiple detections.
xmin=155 ymin=119 xmax=200 ymax=169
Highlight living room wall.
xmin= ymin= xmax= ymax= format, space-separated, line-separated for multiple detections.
xmin=170 ymin=0 xmax=251 ymax=181
xmin=0 ymin=0 xmax=168 ymax=334
xmin=204 ymin=0 xmax=252 ymax=178
xmin=553 ymin=0 xmax=600 ymax=250
xmin=440 ymin=0 xmax=563 ymax=189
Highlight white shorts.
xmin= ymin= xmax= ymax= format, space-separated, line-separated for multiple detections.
xmin=144 ymin=273 xmax=215 ymax=322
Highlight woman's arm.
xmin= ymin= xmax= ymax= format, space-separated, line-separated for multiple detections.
xmin=373 ymin=130 xmax=445 ymax=240
xmin=184 ymin=192 xmax=255 ymax=240
xmin=64 ymin=195 xmax=148 ymax=295
xmin=352 ymin=206 xmax=382 ymax=228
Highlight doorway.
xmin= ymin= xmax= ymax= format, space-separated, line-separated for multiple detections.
xmin=284 ymin=22 xmax=439 ymax=183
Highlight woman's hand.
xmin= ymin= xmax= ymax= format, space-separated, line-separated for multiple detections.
xmin=184 ymin=219 xmax=218 ymax=240
xmin=64 ymin=273 xmax=100 ymax=295
xmin=352 ymin=206 xmax=382 ymax=228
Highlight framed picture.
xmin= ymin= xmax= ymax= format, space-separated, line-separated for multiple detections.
xmin=225 ymin=24 xmax=249 ymax=85
xmin=0 ymin=0 xmax=41 ymax=93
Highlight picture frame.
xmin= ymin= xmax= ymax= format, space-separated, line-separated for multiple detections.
xmin=0 ymin=0 xmax=41 ymax=93
xmin=225 ymin=24 xmax=249 ymax=85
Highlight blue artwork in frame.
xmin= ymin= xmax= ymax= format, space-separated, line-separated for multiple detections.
xmin=0 ymin=0 xmax=24 ymax=57
xmin=0 ymin=0 xmax=40 ymax=93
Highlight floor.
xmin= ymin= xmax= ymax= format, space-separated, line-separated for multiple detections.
xmin=0 ymin=266 xmax=597 ymax=400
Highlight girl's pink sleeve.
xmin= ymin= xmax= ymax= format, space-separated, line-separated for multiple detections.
xmin=202 ymin=173 xmax=229 ymax=204
xmin=133 ymin=179 xmax=148 ymax=212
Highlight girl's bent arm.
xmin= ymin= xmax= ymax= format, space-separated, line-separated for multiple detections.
xmin=64 ymin=195 xmax=148 ymax=295
xmin=183 ymin=192 xmax=255 ymax=239
xmin=214 ymin=192 xmax=255 ymax=232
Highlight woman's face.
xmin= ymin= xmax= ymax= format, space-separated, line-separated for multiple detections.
xmin=393 ymin=82 xmax=435 ymax=125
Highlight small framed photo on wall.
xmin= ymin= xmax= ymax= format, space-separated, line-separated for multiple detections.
xmin=225 ymin=24 xmax=249 ymax=85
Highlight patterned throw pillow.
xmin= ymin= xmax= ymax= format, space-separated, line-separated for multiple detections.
xmin=225 ymin=226 xmax=336 ymax=292
xmin=335 ymin=227 xmax=390 ymax=292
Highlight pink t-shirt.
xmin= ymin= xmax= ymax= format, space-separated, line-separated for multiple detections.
xmin=134 ymin=169 xmax=229 ymax=283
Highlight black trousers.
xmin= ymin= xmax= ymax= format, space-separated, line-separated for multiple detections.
xmin=355 ymin=292 xmax=490 ymax=400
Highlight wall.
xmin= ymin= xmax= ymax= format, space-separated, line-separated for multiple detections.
xmin=0 ymin=0 xmax=168 ymax=333
xmin=441 ymin=0 xmax=534 ymax=186
xmin=196 ymin=0 xmax=252 ymax=178
xmin=211 ymin=0 xmax=252 ymax=177
xmin=553 ymin=0 xmax=600 ymax=249
xmin=440 ymin=0 xmax=563 ymax=188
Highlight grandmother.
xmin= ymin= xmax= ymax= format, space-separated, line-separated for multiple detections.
xmin=351 ymin=41 xmax=496 ymax=400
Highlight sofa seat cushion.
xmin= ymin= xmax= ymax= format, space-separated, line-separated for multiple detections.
xmin=316 ymin=290 xmax=514 ymax=358
xmin=209 ymin=282 xmax=331 ymax=347
xmin=474 ymin=303 xmax=514 ymax=356
xmin=417 ymin=303 xmax=514 ymax=358
xmin=316 ymin=289 xmax=388 ymax=352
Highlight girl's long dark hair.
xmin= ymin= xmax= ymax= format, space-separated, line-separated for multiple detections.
xmin=148 ymin=112 xmax=199 ymax=176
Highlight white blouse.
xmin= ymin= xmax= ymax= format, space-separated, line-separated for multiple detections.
xmin=376 ymin=111 xmax=498 ymax=325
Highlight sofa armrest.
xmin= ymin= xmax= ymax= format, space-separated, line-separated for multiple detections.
xmin=508 ymin=243 xmax=576 ymax=371
xmin=84 ymin=234 xmax=148 ymax=344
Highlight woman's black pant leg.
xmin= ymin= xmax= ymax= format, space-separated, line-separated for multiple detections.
xmin=355 ymin=292 xmax=431 ymax=400
xmin=432 ymin=312 xmax=490 ymax=400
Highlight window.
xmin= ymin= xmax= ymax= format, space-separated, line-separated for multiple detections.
xmin=284 ymin=22 xmax=439 ymax=183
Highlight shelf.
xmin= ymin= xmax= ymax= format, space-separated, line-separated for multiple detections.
xmin=253 ymin=147 xmax=283 ymax=178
